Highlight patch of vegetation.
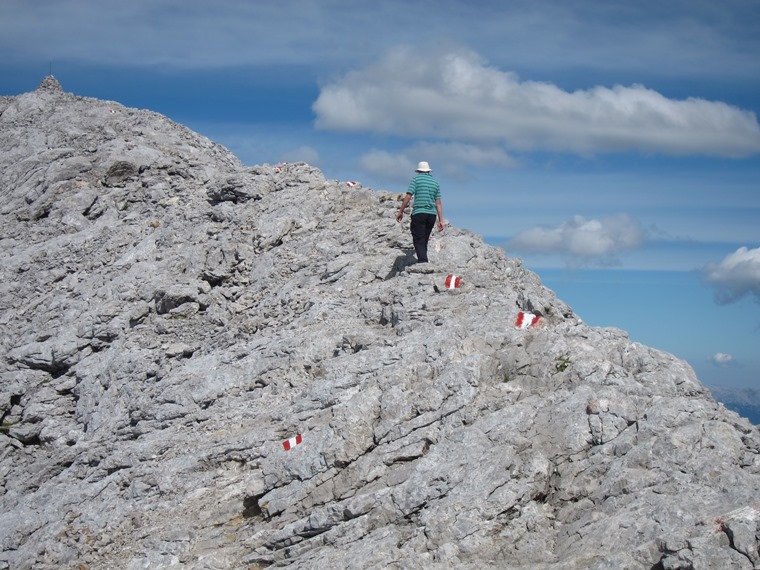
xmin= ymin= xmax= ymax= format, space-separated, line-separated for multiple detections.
xmin=554 ymin=354 xmax=571 ymax=373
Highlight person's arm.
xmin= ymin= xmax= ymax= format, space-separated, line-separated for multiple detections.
xmin=396 ymin=193 xmax=412 ymax=222
xmin=435 ymin=198 xmax=444 ymax=231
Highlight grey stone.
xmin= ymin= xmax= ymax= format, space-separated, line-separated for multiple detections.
xmin=0 ymin=77 xmax=759 ymax=570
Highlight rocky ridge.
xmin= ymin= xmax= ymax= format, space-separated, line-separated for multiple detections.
xmin=1 ymin=77 xmax=759 ymax=569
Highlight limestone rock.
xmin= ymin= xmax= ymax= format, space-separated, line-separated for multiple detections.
xmin=1 ymin=79 xmax=759 ymax=570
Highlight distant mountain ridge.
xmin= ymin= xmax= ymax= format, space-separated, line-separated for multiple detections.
xmin=1 ymin=77 xmax=760 ymax=569
xmin=710 ymin=385 xmax=760 ymax=425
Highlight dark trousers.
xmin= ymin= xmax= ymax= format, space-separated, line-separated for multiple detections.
xmin=410 ymin=213 xmax=437 ymax=262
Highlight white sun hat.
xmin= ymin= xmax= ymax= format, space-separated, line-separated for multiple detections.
xmin=416 ymin=161 xmax=431 ymax=172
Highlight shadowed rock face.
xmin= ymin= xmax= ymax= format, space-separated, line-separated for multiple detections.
xmin=1 ymin=78 xmax=759 ymax=570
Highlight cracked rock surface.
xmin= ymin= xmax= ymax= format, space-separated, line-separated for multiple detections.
xmin=2 ymin=77 xmax=760 ymax=569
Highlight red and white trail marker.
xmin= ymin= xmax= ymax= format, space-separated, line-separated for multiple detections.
xmin=346 ymin=181 xmax=359 ymax=187
xmin=515 ymin=311 xmax=541 ymax=329
xmin=445 ymin=275 xmax=462 ymax=289
xmin=282 ymin=434 xmax=303 ymax=451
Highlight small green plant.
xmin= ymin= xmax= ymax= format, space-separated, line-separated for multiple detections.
xmin=554 ymin=354 xmax=571 ymax=373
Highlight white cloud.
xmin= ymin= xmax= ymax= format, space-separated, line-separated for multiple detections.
xmin=359 ymin=142 xmax=518 ymax=183
xmin=507 ymin=213 xmax=644 ymax=267
xmin=359 ymin=151 xmax=415 ymax=183
xmin=313 ymin=46 xmax=760 ymax=158
xmin=702 ymin=246 xmax=760 ymax=304
xmin=414 ymin=142 xmax=520 ymax=175
xmin=712 ymin=352 xmax=735 ymax=367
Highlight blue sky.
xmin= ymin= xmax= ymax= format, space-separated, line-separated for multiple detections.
xmin=2 ymin=0 xmax=759 ymax=390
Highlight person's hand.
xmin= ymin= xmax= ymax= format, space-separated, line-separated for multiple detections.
xmin=437 ymin=220 xmax=444 ymax=232
xmin=396 ymin=210 xmax=403 ymax=222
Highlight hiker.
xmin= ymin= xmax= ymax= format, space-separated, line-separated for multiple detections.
xmin=396 ymin=161 xmax=444 ymax=263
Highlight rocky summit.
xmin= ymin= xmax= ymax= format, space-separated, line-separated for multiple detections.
xmin=1 ymin=77 xmax=759 ymax=570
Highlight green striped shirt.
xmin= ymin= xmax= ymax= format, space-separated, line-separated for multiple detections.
xmin=407 ymin=173 xmax=441 ymax=216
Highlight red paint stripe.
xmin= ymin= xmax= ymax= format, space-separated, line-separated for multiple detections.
xmin=515 ymin=311 xmax=542 ymax=329
xmin=445 ymin=275 xmax=461 ymax=289
xmin=282 ymin=434 xmax=303 ymax=451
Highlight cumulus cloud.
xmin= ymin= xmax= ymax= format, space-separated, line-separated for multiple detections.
xmin=359 ymin=142 xmax=518 ymax=182
xmin=359 ymin=151 xmax=415 ymax=183
xmin=413 ymin=142 xmax=520 ymax=175
xmin=507 ymin=213 xmax=644 ymax=267
xmin=313 ymin=46 xmax=760 ymax=158
xmin=711 ymin=353 xmax=736 ymax=367
xmin=701 ymin=246 xmax=760 ymax=304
